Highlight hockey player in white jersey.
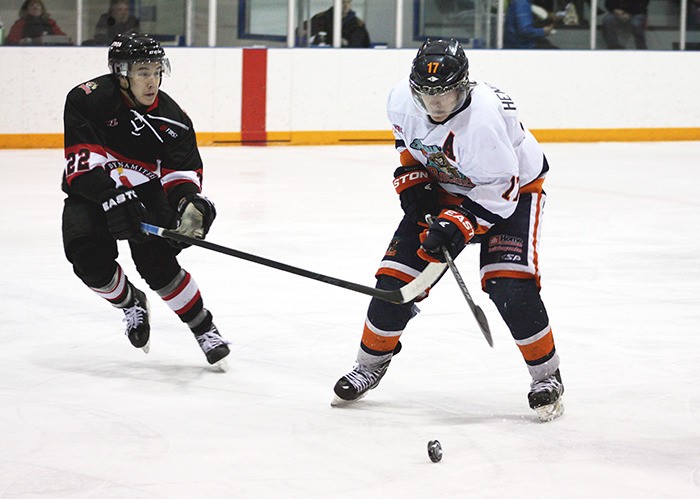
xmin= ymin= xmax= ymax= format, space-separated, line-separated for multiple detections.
xmin=332 ymin=38 xmax=564 ymax=421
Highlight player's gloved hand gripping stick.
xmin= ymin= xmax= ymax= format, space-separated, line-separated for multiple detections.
xmin=140 ymin=222 xmax=447 ymax=305
xmin=424 ymin=214 xmax=493 ymax=347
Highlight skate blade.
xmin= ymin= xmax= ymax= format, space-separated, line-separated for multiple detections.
xmin=141 ymin=340 xmax=150 ymax=354
xmin=534 ymin=399 xmax=565 ymax=422
xmin=212 ymin=358 xmax=229 ymax=372
xmin=330 ymin=392 xmax=367 ymax=407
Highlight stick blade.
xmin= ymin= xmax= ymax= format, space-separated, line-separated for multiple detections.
xmin=474 ymin=305 xmax=494 ymax=347
xmin=395 ymin=262 xmax=447 ymax=304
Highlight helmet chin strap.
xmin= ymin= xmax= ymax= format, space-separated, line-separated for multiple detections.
xmin=118 ymin=75 xmax=150 ymax=110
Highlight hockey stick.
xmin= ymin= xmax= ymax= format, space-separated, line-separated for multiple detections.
xmin=141 ymin=223 xmax=447 ymax=305
xmin=441 ymin=248 xmax=493 ymax=347
xmin=426 ymin=216 xmax=493 ymax=347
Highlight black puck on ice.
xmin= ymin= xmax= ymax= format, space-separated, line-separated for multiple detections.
xmin=427 ymin=440 xmax=442 ymax=462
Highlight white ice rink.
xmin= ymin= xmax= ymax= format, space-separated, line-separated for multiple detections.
xmin=1 ymin=142 xmax=699 ymax=498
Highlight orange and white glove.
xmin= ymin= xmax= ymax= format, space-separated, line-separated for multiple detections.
xmin=417 ymin=208 xmax=475 ymax=263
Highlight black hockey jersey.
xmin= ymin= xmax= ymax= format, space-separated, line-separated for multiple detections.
xmin=62 ymin=74 xmax=203 ymax=206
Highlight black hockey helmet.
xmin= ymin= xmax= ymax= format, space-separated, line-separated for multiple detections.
xmin=409 ymin=38 xmax=471 ymax=116
xmin=108 ymin=32 xmax=171 ymax=78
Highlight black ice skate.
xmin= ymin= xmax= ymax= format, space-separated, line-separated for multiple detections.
xmin=194 ymin=323 xmax=230 ymax=371
xmin=528 ymin=369 xmax=565 ymax=422
xmin=331 ymin=360 xmax=391 ymax=407
xmin=121 ymin=286 xmax=150 ymax=353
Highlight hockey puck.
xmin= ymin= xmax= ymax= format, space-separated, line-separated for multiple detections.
xmin=427 ymin=440 xmax=442 ymax=462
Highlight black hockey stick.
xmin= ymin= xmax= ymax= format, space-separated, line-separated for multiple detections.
xmin=426 ymin=216 xmax=493 ymax=347
xmin=441 ymin=247 xmax=493 ymax=347
xmin=141 ymin=223 xmax=447 ymax=305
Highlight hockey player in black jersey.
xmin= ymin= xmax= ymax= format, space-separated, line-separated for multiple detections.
xmin=61 ymin=33 xmax=230 ymax=369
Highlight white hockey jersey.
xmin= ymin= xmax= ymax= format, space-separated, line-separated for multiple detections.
xmin=387 ymin=78 xmax=546 ymax=231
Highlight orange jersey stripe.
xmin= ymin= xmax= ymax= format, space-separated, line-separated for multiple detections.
xmin=376 ymin=267 xmax=415 ymax=284
xmin=531 ymin=191 xmax=543 ymax=280
xmin=399 ymin=149 xmax=420 ymax=167
xmin=520 ymin=177 xmax=545 ymax=194
xmin=376 ymin=267 xmax=432 ymax=301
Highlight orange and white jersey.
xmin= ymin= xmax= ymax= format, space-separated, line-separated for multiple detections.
xmin=387 ymin=78 xmax=547 ymax=231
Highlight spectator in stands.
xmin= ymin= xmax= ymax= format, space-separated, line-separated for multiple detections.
xmin=5 ymin=0 xmax=66 ymax=45
xmin=505 ymin=0 xmax=558 ymax=49
xmin=92 ymin=0 xmax=140 ymax=46
xmin=304 ymin=0 xmax=370 ymax=47
xmin=602 ymin=0 xmax=650 ymax=49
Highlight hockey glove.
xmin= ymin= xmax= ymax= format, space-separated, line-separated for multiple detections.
xmin=169 ymin=193 xmax=217 ymax=248
xmin=417 ymin=208 xmax=475 ymax=263
xmin=393 ymin=165 xmax=440 ymax=225
xmin=100 ymin=187 xmax=147 ymax=241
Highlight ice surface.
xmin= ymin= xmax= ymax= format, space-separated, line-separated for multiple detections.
xmin=1 ymin=142 xmax=699 ymax=498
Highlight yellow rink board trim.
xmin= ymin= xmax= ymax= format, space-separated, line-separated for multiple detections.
xmin=2 ymin=128 xmax=699 ymax=149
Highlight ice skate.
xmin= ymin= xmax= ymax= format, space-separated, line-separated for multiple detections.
xmin=528 ymin=369 xmax=565 ymax=422
xmin=194 ymin=323 xmax=230 ymax=372
xmin=331 ymin=360 xmax=391 ymax=407
xmin=122 ymin=286 xmax=150 ymax=353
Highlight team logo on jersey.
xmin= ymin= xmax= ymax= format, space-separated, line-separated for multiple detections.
xmin=104 ymin=160 xmax=158 ymax=181
xmin=488 ymin=234 xmax=524 ymax=261
xmin=426 ymin=151 xmax=456 ymax=173
xmin=129 ymin=110 xmax=164 ymax=143
xmin=79 ymin=81 xmax=98 ymax=94
xmin=385 ymin=236 xmax=400 ymax=257
xmin=409 ymin=138 xmax=475 ymax=188
xmin=130 ymin=118 xmax=146 ymax=136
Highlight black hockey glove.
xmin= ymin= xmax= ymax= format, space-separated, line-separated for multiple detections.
xmin=417 ymin=208 xmax=475 ymax=263
xmin=100 ymin=187 xmax=147 ymax=241
xmin=393 ymin=165 xmax=440 ymax=225
xmin=169 ymin=193 xmax=217 ymax=248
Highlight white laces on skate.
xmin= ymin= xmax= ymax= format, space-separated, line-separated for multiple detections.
xmin=530 ymin=374 xmax=563 ymax=393
xmin=195 ymin=329 xmax=229 ymax=353
xmin=122 ymin=304 xmax=147 ymax=332
xmin=330 ymin=361 xmax=390 ymax=407
xmin=344 ymin=363 xmax=385 ymax=392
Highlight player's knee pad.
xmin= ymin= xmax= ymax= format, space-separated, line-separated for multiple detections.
xmin=485 ymin=278 xmax=549 ymax=339
xmin=66 ymin=237 xmax=117 ymax=287
xmin=131 ymin=238 xmax=182 ymax=289
xmin=135 ymin=255 xmax=181 ymax=290
xmin=366 ymin=275 xmax=420 ymax=332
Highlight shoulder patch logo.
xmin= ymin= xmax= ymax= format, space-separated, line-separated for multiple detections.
xmin=79 ymin=81 xmax=98 ymax=94
xmin=159 ymin=124 xmax=178 ymax=138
